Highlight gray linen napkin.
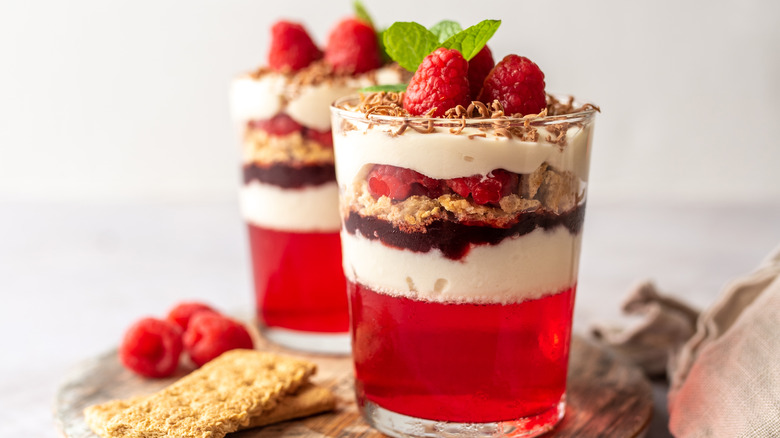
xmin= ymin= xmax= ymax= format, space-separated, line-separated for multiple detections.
xmin=592 ymin=245 xmax=780 ymax=437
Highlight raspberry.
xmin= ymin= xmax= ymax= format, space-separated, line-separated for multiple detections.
xmin=478 ymin=54 xmax=546 ymax=116
xmin=367 ymin=164 xmax=444 ymax=201
xmin=183 ymin=313 xmax=254 ymax=367
xmin=268 ymin=21 xmax=322 ymax=73
xmin=248 ymin=113 xmax=303 ymax=136
xmin=303 ymin=127 xmax=333 ymax=148
xmin=166 ymin=302 xmax=219 ymax=331
xmin=119 ymin=317 xmax=183 ymax=378
xmin=403 ymin=48 xmax=471 ymax=117
xmin=446 ymin=169 xmax=519 ymax=205
xmin=467 ymin=45 xmax=495 ymax=100
xmin=324 ymin=18 xmax=382 ymax=74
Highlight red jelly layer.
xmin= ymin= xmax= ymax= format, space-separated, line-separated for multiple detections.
xmin=350 ymin=282 xmax=575 ymax=423
xmin=248 ymin=224 xmax=348 ymax=333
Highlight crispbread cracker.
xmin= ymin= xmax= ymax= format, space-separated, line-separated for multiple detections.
xmin=246 ymin=383 xmax=336 ymax=428
xmin=84 ymin=349 xmax=316 ymax=438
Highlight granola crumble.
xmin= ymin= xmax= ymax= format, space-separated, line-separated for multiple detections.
xmin=242 ymin=129 xmax=334 ymax=167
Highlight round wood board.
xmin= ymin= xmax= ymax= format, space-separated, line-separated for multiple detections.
xmin=55 ymin=335 xmax=652 ymax=438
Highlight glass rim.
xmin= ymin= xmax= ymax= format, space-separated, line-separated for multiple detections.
xmin=330 ymin=93 xmax=598 ymax=127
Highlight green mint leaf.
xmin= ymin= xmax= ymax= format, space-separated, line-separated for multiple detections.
xmin=359 ymin=84 xmax=408 ymax=93
xmin=383 ymin=22 xmax=440 ymax=72
xmin=353 ymin=0 xmax=375 ymax=29
xmin=429 ymin=20 xmax=462 ymax=43
xmin=442 ymin=19 xmax=501 ymax=60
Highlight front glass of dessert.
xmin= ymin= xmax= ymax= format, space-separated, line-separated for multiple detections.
xmin=231 ymin=61 xmax=404 ymax=354
xmin=332 ymin=94 xmax=596 ymax=436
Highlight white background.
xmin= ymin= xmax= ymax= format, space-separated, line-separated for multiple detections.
xmin=1 ymin=0 xmax=779 ymax=203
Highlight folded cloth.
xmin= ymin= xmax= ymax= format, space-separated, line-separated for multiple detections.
xmin=591 ymin=281 xmax=699 ymax=376
xmin=667 ymin=245 xmax=780 ymax=438
xmin=591 ymin=245 xmax=780 ymax=437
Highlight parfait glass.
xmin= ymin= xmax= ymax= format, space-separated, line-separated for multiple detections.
xmin=331 ymin=94 xmax=597 ymax=436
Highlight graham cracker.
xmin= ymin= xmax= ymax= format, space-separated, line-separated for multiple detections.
xmin=84 ymin=349 xmax=321 ymax=438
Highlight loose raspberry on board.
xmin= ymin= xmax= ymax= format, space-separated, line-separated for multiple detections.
xmin=119 ymin=317 xmax=183 ymax=378
xmin=183 ymin=313 xmax=254 ymax=367
xmin=166 ymin=302 xmax=219 ymax=331
xmin=478 ymin=54 xmax=546 ymax=116
xmin=268 ymin=21 xmax=322 ymax=73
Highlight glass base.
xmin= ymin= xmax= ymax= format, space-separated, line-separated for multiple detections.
xmin=262 ymin=326 xmax=351 ymax=355
xmin=360 ymin=396 xmax=565 ymax=438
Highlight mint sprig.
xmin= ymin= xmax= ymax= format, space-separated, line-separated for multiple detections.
xmin=383 ymin=19 xmax=501 ymax=72
xmin=429 ymin=20 xmax=463 ymax=43
xmin=383 ymin=22 xmax=441 ymax=72
xmin=441 ymin=19 xmax=500 ymax=60
xmin=353 ymin=0 xmax=374 ymax=28
xmin=358 ymin=84 xmax=408 ymax=93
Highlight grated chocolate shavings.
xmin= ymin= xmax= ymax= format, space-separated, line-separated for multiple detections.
xmin=338 ymin=91 xmax=596 ymax=144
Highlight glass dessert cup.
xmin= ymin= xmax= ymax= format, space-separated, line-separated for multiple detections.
xmin=232 ymin=65 xmax=405 ymax=354
xmin=332 ymin=95 xmax=596 ymax=436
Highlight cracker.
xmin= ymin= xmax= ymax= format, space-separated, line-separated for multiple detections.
xmin=85 ymin=384 xmax=336 ymax=436
xmin=246 ymin=383 xmax=336 ymax=428
xmin=84 ymin=349 xmax=316 ymax=438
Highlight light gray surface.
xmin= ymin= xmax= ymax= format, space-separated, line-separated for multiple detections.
xmin=1 ymin=199 xmax=778 ymax=437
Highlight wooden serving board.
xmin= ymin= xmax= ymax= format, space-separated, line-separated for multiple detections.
xmin=55 ymin=335 xmax=652 ymax=438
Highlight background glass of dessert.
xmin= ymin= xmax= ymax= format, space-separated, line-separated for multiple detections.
xmin=332 ymin=94 xmax=597 ymax=435
xmin=230 ymin=19 xmax=403 ymax=353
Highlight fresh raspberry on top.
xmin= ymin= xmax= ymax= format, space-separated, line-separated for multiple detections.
xmin=183 ymin=312 xmax=254 ymax=367
xmin=324 ymin=18 xmax=382 ymax=74
xmin=403 ymin=48 xmax=471 ymax=117
xmin=166 ymin=302 xmax=219 ymax=331
xmin=478 ymin=54 xmax=546 ymax=116
xmin=368 ymin=165 xmax=445 ymax=201
xmin=119 ymin=317 xmax=183 ymax=378
xmin=447 ymin=169 xmax=519 ymax=205
xmin=467 ymin=45 xmax=495 ymax=100
xmin=268 ymin=21 xmax=322 ymax=73
xmin=248 ymin=113 xmax=303 ymax=136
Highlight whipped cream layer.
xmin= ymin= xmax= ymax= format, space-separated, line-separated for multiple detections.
xmin=231 ymin=66 xmax=405 ymax=131
xmin=333 ymin=123 xmax=593 ymax=183
xmin=341 ymin=226 xmax=582 ymax=304
xmin=241 ymin=181 xmax=340 ymax=232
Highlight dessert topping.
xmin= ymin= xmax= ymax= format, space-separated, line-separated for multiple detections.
xmin=478 ymin=54 xmax=547 ymax=116
xmin=467 ymin=45 xmax=495 ymax=100
xmin=325 ymin=17 xmax=383 ymax=74
xmin=403 ymin=48 xmax=471 ymax=117
xmin=268 ymin=21 xmax=322 ymax=73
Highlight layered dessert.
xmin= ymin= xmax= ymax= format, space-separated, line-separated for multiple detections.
xmin=332 ymin=19 xmax=598 ymax=437
xmin=231 ymin=16 xmax=405 ymax=352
